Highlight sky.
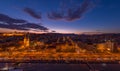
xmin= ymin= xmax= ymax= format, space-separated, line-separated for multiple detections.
xmin=0 ymin=0 xmax=120 ymax=34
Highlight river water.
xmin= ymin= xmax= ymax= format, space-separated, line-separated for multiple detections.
xmin=0 ymin=63 xmax=120 ymax=71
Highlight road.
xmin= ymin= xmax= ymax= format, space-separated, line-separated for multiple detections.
xmin=0 ymin=51 xmax=120 ymax=63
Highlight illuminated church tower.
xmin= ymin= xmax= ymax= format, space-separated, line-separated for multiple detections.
xmin=23 ymin=33 xmax=30 ymax=47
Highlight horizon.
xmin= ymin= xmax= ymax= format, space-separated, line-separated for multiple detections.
xmin=0 ymin=28 xmax=120 ymax=35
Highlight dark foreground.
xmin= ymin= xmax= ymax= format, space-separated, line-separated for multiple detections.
xmin=0 ymin=63 xmax=120 ymax=71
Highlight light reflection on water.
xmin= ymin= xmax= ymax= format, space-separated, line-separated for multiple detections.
xmin=0 ymin=63 xmax=120 ymax=71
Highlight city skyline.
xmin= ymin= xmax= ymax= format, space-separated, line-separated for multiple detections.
xmin=0 ymin=0 xmax=120 ymax=34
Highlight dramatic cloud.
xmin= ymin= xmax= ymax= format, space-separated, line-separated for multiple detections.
xmin=66 ymin=0 xmax=93 ymax=21
xmin=47 ymin=0 xmax=96 ymax=21
xmin=0 ymin=14 xmax=26 ymax=25
xmin=0 ymin=13 xmax=48 ymax=31
xmin=23 ymin=8 xmax=42 ymax=19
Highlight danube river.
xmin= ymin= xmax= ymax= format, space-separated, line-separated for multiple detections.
xmin=0 ymin=63 xmax=120 ymax=71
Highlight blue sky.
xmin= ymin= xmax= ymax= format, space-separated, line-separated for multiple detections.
xmin=0 ymin=0 xmax=120 ymax=33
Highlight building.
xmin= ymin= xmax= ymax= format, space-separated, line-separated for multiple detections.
xmin=20 ymin=33 xmax=30 ymax=49
xmin=56 ymin=43 xmax=76 ymax=52
xmin=97 ymin=43 xmax=106 ymax=52
xmin=23 ymin=35 xmax=30 ymax=47
xmin=97 ymin=40 xmax=114 ymax=53
xmin=105 ymin=40 xmax=114 ymax=52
